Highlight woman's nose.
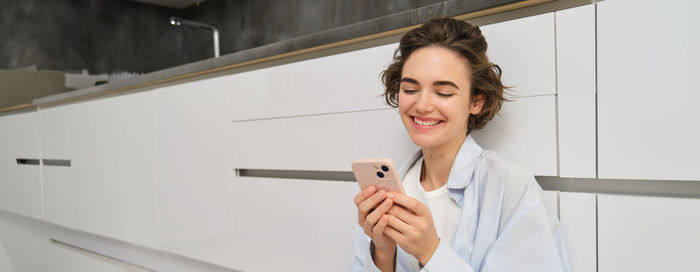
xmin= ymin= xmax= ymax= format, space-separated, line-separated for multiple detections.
xmin=414 ymin=91 xmax=434 ymax=113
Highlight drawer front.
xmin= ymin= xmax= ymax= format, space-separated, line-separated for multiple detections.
xmin=230 ymin=43 xmax=396 ymax=121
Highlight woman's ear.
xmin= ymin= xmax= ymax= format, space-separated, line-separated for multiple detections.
xmin=470 ymin=94 xmax=486 ymax=115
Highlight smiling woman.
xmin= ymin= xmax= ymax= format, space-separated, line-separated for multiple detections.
xmin=350 ymin=17 xmax=568 ymax=272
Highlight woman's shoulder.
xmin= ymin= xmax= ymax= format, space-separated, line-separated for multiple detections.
xmin=474 ymin=150 xmax=538 ymax=197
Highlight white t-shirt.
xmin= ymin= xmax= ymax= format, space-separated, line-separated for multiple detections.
xmin=401 ymin=157 xmax=461 ymax=271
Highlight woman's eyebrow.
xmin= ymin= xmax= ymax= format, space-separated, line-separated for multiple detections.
xmin=433 ymin=81 xmax=459 ymax=89
xmin=400 ymin=77 xmax=419 ymax=84
xmin=401 ymin=77 xmax=459 ymax=89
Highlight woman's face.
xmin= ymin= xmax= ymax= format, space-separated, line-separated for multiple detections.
xmin=398 ymin=46 xmax=483 ymax=150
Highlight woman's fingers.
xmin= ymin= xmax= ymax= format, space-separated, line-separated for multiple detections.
xmin=388 ymin=192 xmax=428 ymax=216
xmin=363 ymin=198 xmax=393 ymax=233
xmin=353 ymin=185 xmax=376 ymax=207
xmin=385 ymin=213 xmax=411 ymax=235
xmin=387 ymin=204 xmax=415 ymax=226
xmin=356 ymin=189 xmax=387 ymax=229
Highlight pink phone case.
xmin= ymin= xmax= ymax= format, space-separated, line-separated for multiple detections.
xmin=352 ymin=158 xmax=405 ymax=194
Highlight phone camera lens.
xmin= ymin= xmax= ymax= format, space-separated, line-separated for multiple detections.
xmin=376 ymin=171 xmax=385 ymax=178
xmin=381 ymin=165 xmax=389 ymax=172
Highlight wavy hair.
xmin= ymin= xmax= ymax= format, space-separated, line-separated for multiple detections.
xmin=381 ymin=17 xmax=506 ymax=131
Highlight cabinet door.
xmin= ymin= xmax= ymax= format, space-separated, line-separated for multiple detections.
xmin=230 ymin=43 xmax=395 ymax=121
xmin=231 ymin=176 xmax=358 ymax=272
xmin=555 ymin=4 xmax=596 ymax=178
xmin=597 ymin=0 xmax=700 ymax=180
xmin=598 ymin=194 xmax=700 ymax=271
xmin=0 ymin=112 xmax=42 ymax=219
xmin=154 ymin=76 xmax=234 ymax=268
xmin=559 ymin=192 xmax=597 ymax=272
xmin=231 ymin=109 xmax=417 ymax=172
xmin=480 ymin=12 xmax=556 ymax=97
xmin=51 ymin=91 xmax=158 ymax=248
xmin=39 ymin=105 xmax=75 ymax=226
xmin=471 ymin=95 xmax=558 ymax=176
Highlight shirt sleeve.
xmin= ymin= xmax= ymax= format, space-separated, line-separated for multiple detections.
xmin=421 ymin=179 xmax=568 ymax=272
xmin=479 ymin=180 xmax=568 ymax=271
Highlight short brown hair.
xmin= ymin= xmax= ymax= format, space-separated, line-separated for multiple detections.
xmin=381 ymin=17 xmax=506 ymax=131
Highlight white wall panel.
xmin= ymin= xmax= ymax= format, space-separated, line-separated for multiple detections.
xmin=598 ymin=194 xmax=700 ymax=271
xmin=471 ymin=95 xmax=558 ymax=176
xmin=231 ymin=177 xmax=358 ymax=272
xmin=154 ymin=76 xmax=234 ymax=268
xmin=481 ymin=12 xmax=556 ymax=97
xmin=555 ymin=4 xmax=597 ymax=178
xmin=0 ymin=112 xmax=43 ymax=219
xmin=230 ymin=43 xmax=396 ymax=121
xmin=559 ymin=192 xmax=596 ymax=272
xmin=232 ymin=109 xmax=417 ymax=171
xmin=597 ymin=0 xmax=700 ymax=180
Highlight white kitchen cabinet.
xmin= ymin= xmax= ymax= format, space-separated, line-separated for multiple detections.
xmin=231 ymin=176 xmax=358 ymax=272
xmin=0 ymin=112 xmax=43 ymax=219
xmin=597 ymin=0 xmax=700 ymax=180
xmin=471 ymin=95 xmax=558 ymax=176
xmin=559 ymin=192 xmax=596 ymax=272
xmin=45 ymin=91 xmax=158 ymax=248
xmin=231 ymin=109 xmax=417 ymax=172
xmin=154 ymin=76 xmax=234 ymax=268
xmin=555 ymin=4 xmax=597 ymax=179
xmin=481 ymin=12 xmax=556 ymax=97
xmin=38 ymin=105 xmax=75 ymax=226
xmin=598 ymin=194 xmax=700 ymax=271
xmin=230 ymin=43 xmax=396 ymax=121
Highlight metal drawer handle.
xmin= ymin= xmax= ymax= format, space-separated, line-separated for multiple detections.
xmin=42 ymin=159 xmax=71 ymax=167
xmin=16 ymin=158 xmax=40 ymax=165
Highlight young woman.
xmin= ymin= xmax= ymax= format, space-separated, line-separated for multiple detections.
xmin=350 ymin=17 xmax=568 ymax=271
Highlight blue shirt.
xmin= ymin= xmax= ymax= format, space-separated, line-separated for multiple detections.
xmin=349 ymin=135 xmax=569 ymax=271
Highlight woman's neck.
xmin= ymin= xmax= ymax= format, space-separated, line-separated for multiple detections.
xmin=420 ymin=133 xmax=466 ymax=191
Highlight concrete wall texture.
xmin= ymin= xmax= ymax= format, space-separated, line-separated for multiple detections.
xmin=0 ymin=0 xmax=443 ymax=74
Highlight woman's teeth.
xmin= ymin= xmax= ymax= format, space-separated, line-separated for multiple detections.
xmin=414 ymin=117 xmax=440 ymax=126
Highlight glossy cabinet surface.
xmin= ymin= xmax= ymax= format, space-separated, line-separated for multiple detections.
xmin=555 ymin=4 xmax=597 ymax=178
xmin=597 ymin=0 xmax=700 ymax=180
xmin=559 ymin=192 xmax=597 ymax=272
xmin=230 ymin=43 xmax=395 ymax=121
xmin=0 ymin=112 xmax=43 ymax=219
xmin=471 ymin=95 xmax=558 ymax=176
xmin=231 ymin=177 xmax=358 ymax=272
xmin=154 ymin=76 xmax=234 ymax=268
xmin=481 ymin=12 xmax=556 ymax=97
xmin=232 ymin=109 xmax=417 ymax=172
xmin=46 ymin=92 xmax=158 ymax=248
xmin=598 ymin=194 xmax=700 ymax=271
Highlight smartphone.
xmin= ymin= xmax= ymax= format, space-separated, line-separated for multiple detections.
xmin=351 ymin=158 xmax=405 ymax=194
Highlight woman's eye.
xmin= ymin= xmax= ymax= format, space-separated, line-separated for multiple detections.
xmin=437 ymin=93 xmax=453 ymax=97
xmin=402 ymin=89 xmax=417 ymax=94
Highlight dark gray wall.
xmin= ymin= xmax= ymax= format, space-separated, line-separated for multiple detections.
xmin=0 ymin=0 xmax=444 ymax=74
xmin=185 ymin=0 xmax=444 ymax=55
xmin=0 ymin=0 xmax=209 ymax=74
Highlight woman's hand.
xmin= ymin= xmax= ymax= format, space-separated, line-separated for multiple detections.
xmin=384 ymin=192 xmax=440 ymax=266
xmin=353 ymin=186 xmax=397 ymax=262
